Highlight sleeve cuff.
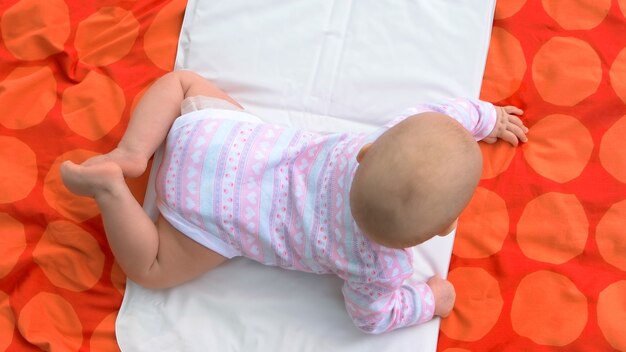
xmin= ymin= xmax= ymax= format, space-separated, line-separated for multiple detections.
xmin=415 ymin=282 xmax=436 ymax=324
xmin=474 ymin=101 xmax=498 ymax=141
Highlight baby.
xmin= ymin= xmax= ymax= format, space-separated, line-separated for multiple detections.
xmin=61 ymin=71 xmax=527 ymax=334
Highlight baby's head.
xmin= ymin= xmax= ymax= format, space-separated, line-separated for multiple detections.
xmin=349 ymin=112 xmax=482 ymax=248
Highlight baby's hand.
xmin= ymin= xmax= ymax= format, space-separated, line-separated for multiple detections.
xmin=483 ymin=106 xmax=528 ymax=146
xmin=427 ymin=275 xmax=456 ymax=318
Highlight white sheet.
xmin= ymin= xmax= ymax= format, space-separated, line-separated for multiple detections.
xmin=117 ymin=0 xmax=495 ymax=351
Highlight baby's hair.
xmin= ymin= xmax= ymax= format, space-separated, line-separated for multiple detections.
xmin=350 ymin=113 xmax=482 ymax=248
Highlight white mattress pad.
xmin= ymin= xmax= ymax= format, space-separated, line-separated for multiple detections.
xmin=117 ymin=1 xmax=495 ymax=351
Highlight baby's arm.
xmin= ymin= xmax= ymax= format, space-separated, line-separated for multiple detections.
xmin=390 ymin=98 xmax=528 ymax=145
xmin=342 ymin=274 xmax=454 ymax=334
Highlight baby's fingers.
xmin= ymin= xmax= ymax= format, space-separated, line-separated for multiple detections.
xmin=500 ymin=130 xmax=520 ymax=147
xmin=508 ymin=120 xmax=528 ymax=142
xmin=508 ymin=114 xmax=529 ymax=132
xmin=503 ymin=105 xmax=524 ymax=115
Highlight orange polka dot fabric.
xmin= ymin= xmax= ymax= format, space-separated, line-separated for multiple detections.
xmin=440 ymin=1 xmax=626 ymax=351
xmin=0 ymin=0 xmax=185 ymax=350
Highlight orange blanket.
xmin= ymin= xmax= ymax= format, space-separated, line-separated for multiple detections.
xmin=1 ymin=0 xmax=624 ymax=351
xmin=0 ymin=0 xmax=186 ymax=350
xmin=439 ymin=1 xmax=626 ymax=351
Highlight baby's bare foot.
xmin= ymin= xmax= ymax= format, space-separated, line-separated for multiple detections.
xmin=82 ymin=148 xmax=148 ymax=178
xmin=60 ymin=160 xmax=125 ymax=198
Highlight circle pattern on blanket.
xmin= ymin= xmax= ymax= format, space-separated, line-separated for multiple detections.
xmin=0 ymin=291 xmax=15 ymax=351
xmin=454 ymin=187 xmax=509 ymax=258
xmin=440 ymin=267 xmax=503 ymax=341
xmin=18 ymin=293 xmax=83 ymax=351
xmin=597 ymin=281 xmax=626 ymax=351
xmin=33 ymin=220 xmax=105 ymax=292
xmin=61 ymin=71 xmax=125 ymax=141
xmin=610 ymin=48 xmax=626 ymax=105
xmin=516 ymin=192 xmax=588 ymax=264
xmin=0 ymin=0 xmax=70 ymax=60
xmin=0 ymin=0 xmax=186 ymax=350
xmin=479 ymin=142 xmax=516 ymax=179
xmin=522 ymin=114 xmax=594 ymax=183
xmin=0 ymin=137 xmax=38 ymax=203
xmin=494 ymin=0 xmax=526 ymax=20
xmin=0 ymin=213 xmax=27 ymax=279
xmin=75 ymin=7 xmax=140 ymax=66
xmin=542 ymin=0 xmax=610 ymax=30
xmin=0 ymin=66 xmax=57 ymax=129
xmin=599 ymin=115 xmax=626 ymax=184
xmin=595 ymin=200 xmax=626 ymax=271
xmin=144 ymin=0 xmax=187 ymax=70
xmin=532 ymin=37 xmax=602 ymax=106
xmin=442 ymin=2 xmax=626 ymax=351
xmin=511 ymin=270 xmax=588 ymax=346
xmin=89 ymin=312 xmax=119 ymax=352
xmin=480 ymin=27 xmax=526 ymax=103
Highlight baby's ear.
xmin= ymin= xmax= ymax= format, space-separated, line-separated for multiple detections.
xmin=356 ymin=143 xmax=373 ymax=163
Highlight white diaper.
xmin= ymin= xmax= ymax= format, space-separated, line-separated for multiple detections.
xmin=181 ymin=96 xmax=243 ymax=115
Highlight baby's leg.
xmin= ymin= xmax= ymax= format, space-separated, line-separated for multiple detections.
xmin=91 ymin=70 xmax=241 ymax=178
xmin=61 ymin=160 xmax=227 ymax=289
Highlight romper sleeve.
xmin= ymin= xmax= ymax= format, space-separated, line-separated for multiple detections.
xmin=385 ymin=98 xmax=497 ymax=141
xmin=341 ymin=276 xmax=435 ymax=334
